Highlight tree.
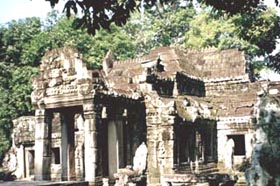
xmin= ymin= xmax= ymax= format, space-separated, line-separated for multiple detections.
xmin=0 ymin=18 xmax=42 ymax=163
xmin=123 ymin=1 xmax=196 ymax=55
xmin=46 ymin=0 xmax=280 ymax=34
xmin=0 ymin=63 xmax=12 ymax=163
xmin=184 ymin=6 xmax=280 ymax=59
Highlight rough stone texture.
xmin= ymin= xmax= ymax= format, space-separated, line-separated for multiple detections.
xmin=246 ymin=88 xmax=280 ymax=186
xmin=8 ymin=46 xmax=276 ymax=186
xmin=12 ymin=116 xmax=36 ymax=146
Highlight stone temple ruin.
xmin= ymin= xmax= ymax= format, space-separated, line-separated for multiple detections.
xmin=4 ymin=46 xmax=280 ymax=185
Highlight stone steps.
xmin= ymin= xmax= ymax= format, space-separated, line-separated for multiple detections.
xmin=176 ymin=162 xmax=218 ymax=175
xmin=38 ymin=181 xmax=89 ymax=186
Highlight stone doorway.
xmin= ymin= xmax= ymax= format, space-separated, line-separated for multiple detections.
xmin=174 ymin=121 xmax=217 ymax=166
xmin=59 ymin=109 xmax=80 ymax=181
xmin=24 ymin=147 xmax=35 ymax=179
xmin=46 ymin=107 xmax=83 ymax=181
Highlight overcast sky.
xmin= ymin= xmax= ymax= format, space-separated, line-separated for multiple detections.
xmin=0 ymin=0 xmax=65 ymax=24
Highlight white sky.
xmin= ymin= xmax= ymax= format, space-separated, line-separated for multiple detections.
xmin=0 ymin=0 xmax=65 ymax=24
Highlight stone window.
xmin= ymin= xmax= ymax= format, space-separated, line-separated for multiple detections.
xmin=52 ymin=147 xmax=60 ymax=164
xmin=227 ymin=135 xmax=245 ymax=156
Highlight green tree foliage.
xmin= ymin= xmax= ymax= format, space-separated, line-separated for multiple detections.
xmin=123 ymin=1 xmax=196 ymax=55
xmin=0 ymin=63 xmax=12 ymax=161
xmin=0 ymin=18 xmax=43 ymax=162
xmin=184 ymin=6 xmax=280 ymax=59
xmin=47 ymin=0 xmax=280 ymax=34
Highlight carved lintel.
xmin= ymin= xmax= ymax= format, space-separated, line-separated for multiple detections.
xmin=45 ymin=84 xmax=78 ymax=96
xmin=78 ymin=83 xmax=93 ymax=96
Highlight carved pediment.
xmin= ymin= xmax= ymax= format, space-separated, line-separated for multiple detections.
xmin=31 ymin=47 xmax=94 ymax=107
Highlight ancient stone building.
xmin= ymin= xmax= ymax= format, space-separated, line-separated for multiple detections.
xmin=7 ymin=46 xmax=274 ymax=185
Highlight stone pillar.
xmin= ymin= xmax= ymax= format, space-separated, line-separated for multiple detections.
xmin=108 ymin=120 xmax=119 ymax=178
xmin=245 ymin=131 xmax=254 ymax=159
xmin=158 ymin=115 xmax=175 ymax=178
xmin=146 ymin=107 xmax=162 ymax=186
xmin=75 ymin=114 xmax=85 ymax=181
xmin=116 ymin=115 xmax=125 ymax=169
xmin=145 ymin=96 xmax=176 ymax=186
xmin=34 ymin=109 xmax=51 ymax=180
xmin=107 ymin=109 xmax=125 ymax=178
xmin=83 ymin=102 xmax=98 ymax=184
xmin=61 ymin=112 xmax=76 ymax=181
xmin=25 ymin=148 xmax=30 ymax=178
xmin=217 ymin=121 xmax=227 ymax=163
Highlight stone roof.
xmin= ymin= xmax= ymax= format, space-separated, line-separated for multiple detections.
xmin=177 ymin=47 xmax=248 ymax=82
xmin=104 ymin=47 xmax=248 ymax=96
xmin=104 ymin=57 xmax=145 ymax=97
xmin=103 ymin=46 xmax=257 ymax=119
xmin=175 ymin=82 xmax=262 ymax=120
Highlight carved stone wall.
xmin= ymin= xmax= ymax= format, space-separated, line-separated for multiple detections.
xmin=145 ymin=94 xmax=176 ymax=186
xmin=12 ymin=116 xmax=36 ymax=147
xmin=205 ymin=80 xmax=250 ymax=96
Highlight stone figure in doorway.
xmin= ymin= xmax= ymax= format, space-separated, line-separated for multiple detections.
xmin=114 ymin=142 xmax=148 ymax=186
xmin=224 ymin=138 xmax=235 ymax=170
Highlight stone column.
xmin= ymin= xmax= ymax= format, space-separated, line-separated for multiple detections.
xmin=146 ymin=108 xmax=161 ymax=186
xmin=145 ymin=96 xmax=176 ymax=186
xmin=75 ymin=114 xmax=85 ymax=181
xmin=157 ymin=114 xmax=175 ymax=185
xmin=61 ymin=112 xmax=76 ymax=181
xmin=107 ymin=109 xmax=125 ymax=178
xmin=245 ymin=131 xmax=254 ymax=159
xmin=108 ymin=120 xmax=118 ymax=178
xmin=83 ymin=102 xmax=98 ymax=185
xmin=217 ymin=121 xmax=228 ymax=164
xmin=116 ymin=113 xmax=125 ymax=169
xmin=25 ymin=148 xmax=30 ymax=178
xmin=34 ymin=109 xmax=52 ymax=180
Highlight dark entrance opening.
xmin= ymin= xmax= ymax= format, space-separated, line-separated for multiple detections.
xmin=227 ymin=135 xmax=245 ymax=155
xmin=52 ymin=147 xmax=60 ymax=164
